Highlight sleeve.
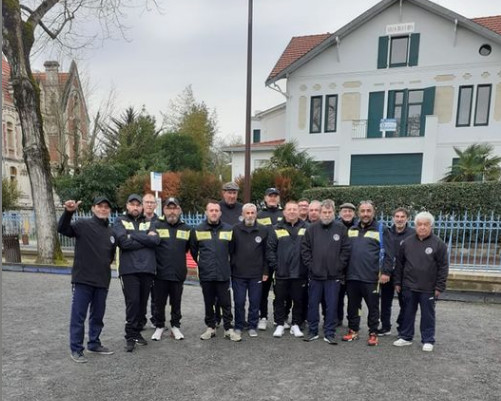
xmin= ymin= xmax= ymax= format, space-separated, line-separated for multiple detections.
xmin=394 ymin=243 xmax=405 ymax=287
xmin=266 ymin=228 xmax=278 ymax=274
xmin=189 ymin=229 xmax=199 ymax=262
xmin=300 ymin=227 xmax=313 ymax=271
xmin=339 ymin=228 xmax=351 ymax=276
xmin=57 ymin=210 xmax=77 ymax=238
xmin=381 ymin=226 xmax=394 ymax=275
xmin=112 ymin=219 xmax=145 ymax=250
xmin=435 ymin=241 xmax=449 ymax=292
xmin=129 ymin=231 xmax=160 ymax=248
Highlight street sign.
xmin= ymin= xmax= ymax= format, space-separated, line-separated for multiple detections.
xmin=150 ymin=172 xmax=162 ymax=192
xmin=380 ymin=118 xmax=397 ymax=132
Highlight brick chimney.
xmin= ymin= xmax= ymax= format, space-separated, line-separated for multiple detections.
xmin=43 ymin=61 xmax=60 ymax=86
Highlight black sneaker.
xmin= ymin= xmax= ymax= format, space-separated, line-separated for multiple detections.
xmin=324 ymin=335 xmax=338 ymax=345
xmin=134 ymin=335 xmax=148 ymax=346
xmin=87 ymin=345 xmax=114 ymax=355
xmin=125 ymin=340 xmax=136 ymax=352
xmin=70 ymin=351 xmax=88 ymax=363
xmin=303 ymin=333 xmax=319 ymax=342
xmin=377 ymin=328 xmax=392 ymax=337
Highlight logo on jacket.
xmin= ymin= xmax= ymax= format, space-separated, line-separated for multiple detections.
xmin=255 ymin=236 xmax=262 ymax=243
xmin=333 ymin=234 xmax=340 ymax=241
xmin=110 ymin=236 xmax=115 ymax=244
xmin=425 ymin=247 xmax=433 ymax=255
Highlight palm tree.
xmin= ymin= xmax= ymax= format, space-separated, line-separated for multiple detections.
xmin=441 ymin=143 xmax=501 ymax=182
xmin=267 ymin=141 xmax=319 ymax=178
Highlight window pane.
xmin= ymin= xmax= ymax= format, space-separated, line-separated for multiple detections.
xmin=408 ymin=90 xmax=423 ymax=103
xmin=407 ymin=104 xmax=422 ymax=136
xmin=457 ymin=86 xmax=473 ymax=126
xmin=253 ymin=129 xmax=261 ymax=143
xmin=325 ymin=95 xmax=337 ymax=132
xmin=395 ymin=91 xmax=404 ymax=105
xmin=394 ymin=106 xmax=402 ymax=137
xmin=474 ymin=85 xmax=491 ymax=125
xmin=390 ymin=37 xmax=409 ymax=66
xmin=310 ymin=96 xmax=322 ymax=133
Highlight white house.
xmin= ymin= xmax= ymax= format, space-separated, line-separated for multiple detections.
xmin=227 ymin=0 xmax=501 ymax=186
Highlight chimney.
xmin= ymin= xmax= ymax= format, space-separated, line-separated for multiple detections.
xmin=44 ymin=61 xmax=60 ymax=86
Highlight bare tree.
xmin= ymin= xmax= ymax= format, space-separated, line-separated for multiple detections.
xmin=2 ymin=1 xmax=155 ymax=263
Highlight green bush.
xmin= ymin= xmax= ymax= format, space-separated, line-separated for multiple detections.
xmin=177 ymin=170 xmax=221 ymax=213
xmin=303 ymin=182 xmax=501 ymax=216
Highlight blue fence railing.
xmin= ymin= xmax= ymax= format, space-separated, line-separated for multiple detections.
xmin=2 ymin=210 xmax=500 ymax=271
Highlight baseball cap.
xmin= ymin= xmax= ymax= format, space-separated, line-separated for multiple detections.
xmin=222 ymin=182 xmax=239 ymax=191
xmin=164 ymin=197 xmax=180 ymax=207
xmin=127 ymin=194 xmax=142 ymax=204
xmin=93 ymin=196 xmax=111 ymax=207
xmin=265 ymin=187 xmax=280 ymax=196
xmin=339 ymin=202 xmax=356 ymax=211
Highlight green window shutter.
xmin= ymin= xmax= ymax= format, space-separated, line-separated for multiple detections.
xmin=377 ymin=36 xmax=389 ymax=69
xmin=387 ymin=91 xmax=396 ymax=118
xmin=350 ymin=154 xmax=423 ymax=185
xmin=408 ymin=33 xmax=420 ymax=66
xmin=367 ymin=91 xmax=385 ymax=138
xmin=421 ymin=86 xmax=435 ymax=135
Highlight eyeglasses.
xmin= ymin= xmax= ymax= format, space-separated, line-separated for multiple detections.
xmin=144 ymin=201 xmax=157 ymax=205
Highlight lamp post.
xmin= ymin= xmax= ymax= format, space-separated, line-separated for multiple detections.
xmin=243 ymin=0 xmax=253 ymax=203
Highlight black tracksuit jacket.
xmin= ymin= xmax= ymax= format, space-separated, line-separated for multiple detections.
xmin=58 ymin=211 xmax=116 ymax=289
xmin=190 ymin=220 xmax=232 ymax=282
xmin=301 ymin=220 xmax=351 ymax=280
xmin=219 ymin=201 xmax=243 ymax=226
xmin=230 ymin=221 xmax=269 ymax=279
xmin=267 ymin=219 xmax=308 ymax=279
xmin=257 ymin=205 xmax=283 ymax=226
xmin=152 ymin=217 xmax=192 ymax=282
xmin=394 ymin=233 xmax=449 ymax=293
xmin=113 ymin=214 xmax=160 ymax=276
xmin=346 ymin=219 xmax=393 ymax=283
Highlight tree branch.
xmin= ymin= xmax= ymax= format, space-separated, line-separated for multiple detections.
xmin=22 ymin=1 xmax=77 ymax=40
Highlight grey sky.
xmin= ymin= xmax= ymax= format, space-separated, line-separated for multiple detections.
xmin=31 ymin=0 xmax=500 ymax=141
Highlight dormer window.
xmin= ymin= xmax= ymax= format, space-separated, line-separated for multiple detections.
xmin=378 ymin=33 xmax=420 ymax=69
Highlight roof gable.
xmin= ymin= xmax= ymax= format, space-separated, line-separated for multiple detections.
xmin=266 ymin=0 xmax=501 ymax=85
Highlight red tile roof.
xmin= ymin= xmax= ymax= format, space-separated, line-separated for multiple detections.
xmin=267 ymin=33 xmax=331 ymax=81
xmin=32 ymin=71 xmax=71 ymax=88
xmin=251 ymin=139 xmax=286 ymax=147
xmin=224 ymin=138 xmax=286 ymax=152
xmin=472 ymin=15 xmax=501 ymax=35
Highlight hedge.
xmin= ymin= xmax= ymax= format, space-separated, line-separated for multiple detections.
xmin=302 ymin=182 xmax=501 ymax=216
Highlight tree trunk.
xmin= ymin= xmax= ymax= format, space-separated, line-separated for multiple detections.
xmin=2 ymin=1 xmax=63 ymax=264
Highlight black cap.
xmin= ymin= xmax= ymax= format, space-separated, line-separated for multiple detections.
xmin=339 ymin=202 xmax=356 ymax=211
xmin=222 ymin=181 xmax=239 ymax=191
xmin=93 ymin=196 xmax=111 ymax=207
xmin=265 ymin=187 xmax=280 ymax=196
xmin=127 ymin=194 xmax=142 ymax=204
xmin=163 ymin=197 xmax=180 ymax=207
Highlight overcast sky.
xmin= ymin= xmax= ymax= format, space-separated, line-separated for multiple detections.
xmin=32 ymin=0 xmax=500 ymax=142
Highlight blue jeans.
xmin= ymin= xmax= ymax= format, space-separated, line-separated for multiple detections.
xmin=70 ymin=283 xmax=108 ymax=353
xmin=400 ymin=288 xmax=436 ymax=344
xmin=308 ymin=279 xmax=340 ymax=337
xmin=232 ymin=277 xmax=263 ymax=331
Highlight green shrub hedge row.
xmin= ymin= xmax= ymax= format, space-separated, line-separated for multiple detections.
xmin=302 ymin=182 xmax=501 ymax=216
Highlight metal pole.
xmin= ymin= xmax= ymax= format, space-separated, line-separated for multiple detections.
xmin=243 ymin=0 xmax=253 ymax=203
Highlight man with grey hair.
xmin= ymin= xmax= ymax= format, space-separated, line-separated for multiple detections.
xmin=229 ymin=203 xmax=269 ymax=340
xmin=393 ymin=211 xmax=449 ymax=352
xmin=307 ymin=200 xmax=321 ymax=224
xmin=302 ymin=199 xmax=351 ymax=344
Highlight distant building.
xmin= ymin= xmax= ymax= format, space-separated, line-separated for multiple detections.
xmin=2 ymin=57 xmax=90 ymax=207
xmin=226 ymin=0 xmax=501 ymax=186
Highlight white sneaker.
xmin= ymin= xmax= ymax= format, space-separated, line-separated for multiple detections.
xmin=200 ymin=327 xmax=216 ymax=340
xmin=393 ymin=338 xmax=413 ymax=347
xmin=151 ymin=327 xmax=165 ymax=341
xmin=170 ymin=326 xmax=184 ymax=340
xmin=422 ymin=343 xmax=434 ymax=352
xmin=283 ymin=321 xmax=291 ymax=330
xmin=290 ymin=324 xmax=304 ymax=338
xmin=273 ymin=325 xmax=285 ymax=338
xmin=229 ymin=329 xmax=242 ymax=342
xmin=248 ymin=329 xmax=258 ymax=337
xmin=258 ymin=318 xmax=267 ymax=331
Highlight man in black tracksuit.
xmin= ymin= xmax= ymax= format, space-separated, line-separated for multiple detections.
xmin=302 ymin=199 xmax=351 ymax=344
xmin=342 ymin=201 xmax=393 ymax=346
xmin=267 ymin=201 xmax=308 ymax=338
xmin=58 ymin=196 xmax=116 ymax=363
xmin=257 ymin=187 xmax=284 ymax=330
xmin=394 ymin=212 xmax=448 ymax=352
xmin=219 ymin=181 xmax=243 ymax=226
xmin=113 ymin=194 xmax=160 ymax=352
xmin=230 ymin=203 xmax=269 ymax=339
xmin=150 ymin=197 xmax=191 ymax=341
xmin=379 ymin=207 xmax=416 ymax=336
xmin=190 ymin=201 xmax=237 ymax=341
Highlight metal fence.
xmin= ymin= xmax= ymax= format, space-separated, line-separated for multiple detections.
xmin=2 ymin=210 xmax=500 ymax=271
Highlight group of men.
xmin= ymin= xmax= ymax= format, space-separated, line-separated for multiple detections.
xmin=59 ymin=182 xmax=449 ymax=363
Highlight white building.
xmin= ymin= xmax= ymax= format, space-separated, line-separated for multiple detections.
xmin=227 ymin=0 xmax=501 ymax=186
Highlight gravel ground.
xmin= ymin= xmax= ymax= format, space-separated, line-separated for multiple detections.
xmin=2 ymin=271 xmax=500 ymax=401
